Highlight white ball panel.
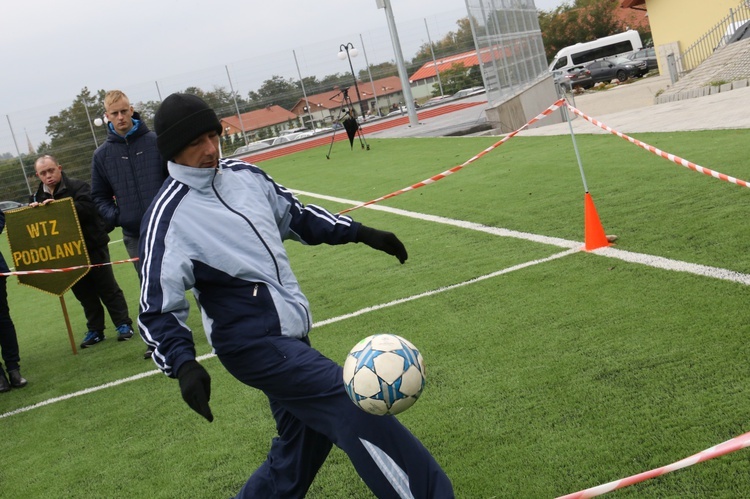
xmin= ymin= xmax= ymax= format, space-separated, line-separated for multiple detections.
xmin=352 ymin=366 xmax=381 ymax=397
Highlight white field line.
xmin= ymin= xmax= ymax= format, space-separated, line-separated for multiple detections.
xmin=3 ymin=192 xmax=749 ymax=419
xmin=0 ymin=248 xmax=575 ymax=420
xmin=314 ymin=248 xmax=578 ymax=327
xmin=295 ymin=189 xmax=750 ymax=286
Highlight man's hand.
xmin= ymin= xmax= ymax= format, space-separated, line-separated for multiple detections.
xmin=29 ymin=199 xmax=54 ymax=208
xmin=356 ymin=225 xmax=408 ymax=264
xmin=177 ymin=360 xmax=214 ymax=422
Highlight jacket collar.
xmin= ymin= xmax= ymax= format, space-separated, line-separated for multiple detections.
xmin=167 ymin=161 xmax=217 ymax=192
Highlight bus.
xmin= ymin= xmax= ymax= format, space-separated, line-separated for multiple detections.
xmin=548 ymin=30 xmax=643 ymax=73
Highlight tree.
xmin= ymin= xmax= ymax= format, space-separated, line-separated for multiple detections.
xmin=412 ymin=17 xmax=476 ymax=65
xmin=179 ymin=86 xmax=241 ymax=118
xmin=358 ymin=62 xmax=399 ymax=82
xmin=45 ymin=87 xmax=105 ymax=183
xmin=0 ymin=155 xmax=35 ymax=202
xmin=432 ymin=62 xmax=479 ymax=96
xmin=247 ymin=76 xmax=301 ymax=111
xmin=539 ymin=0 xmax=627 ymax=62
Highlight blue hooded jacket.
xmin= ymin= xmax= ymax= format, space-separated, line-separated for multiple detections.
xmin=90 ymin=113 xmax=167 ymax=237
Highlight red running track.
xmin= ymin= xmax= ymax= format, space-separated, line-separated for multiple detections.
xmin=240 ymin=101 xmax=486 ymax=163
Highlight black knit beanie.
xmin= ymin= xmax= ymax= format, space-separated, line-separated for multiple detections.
xmin=154 ymin=93 xmax=222 ymax=161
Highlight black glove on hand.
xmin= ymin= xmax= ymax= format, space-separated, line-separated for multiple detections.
xmin=177 ymin=360 xmax=214 ymax=422
xmin=356 ymin=225 xmax=408 ymax=264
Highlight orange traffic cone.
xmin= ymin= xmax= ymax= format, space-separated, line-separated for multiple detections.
xmin=584 ymin=192 xmax=610 ymax=251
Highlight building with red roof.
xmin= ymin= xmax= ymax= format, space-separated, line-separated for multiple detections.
xmin=408 ymin=46 xmax=511 ymax=100
xmin=288 ymin=75 xmax=407 ymax=126
xmin=220 ymin=105 xmax=301 ymax=141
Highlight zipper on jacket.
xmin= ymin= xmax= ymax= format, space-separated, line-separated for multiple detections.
xmin=211 ymin=172 xmax=283 ymax=284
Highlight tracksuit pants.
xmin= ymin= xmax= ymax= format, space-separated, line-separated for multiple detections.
xmin=218 ymin=334 xmax=454 ymax=499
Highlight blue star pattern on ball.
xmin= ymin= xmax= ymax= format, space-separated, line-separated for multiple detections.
xmin=343 ymin=334 xmax=426 ymax=416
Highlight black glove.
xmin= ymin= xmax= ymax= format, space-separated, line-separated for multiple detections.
xmin=356 ymin=225 xmax=408 ymax=264
xmin=177 ymin=360 xmax=214 ymax=422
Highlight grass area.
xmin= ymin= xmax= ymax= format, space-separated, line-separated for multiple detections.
xmin=1 ymin=129 xmax=750 ymax=497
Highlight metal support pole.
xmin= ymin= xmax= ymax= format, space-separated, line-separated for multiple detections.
xmin=293 ymin=50 xmax=315 ymax=129
xmin=81 ymin=96 xmax=99 ymax=148
xmin=360 ymin=34 xmax=380 ymax=115
xmin=381 ymin=0 xmax=419 ymax=126
xmin=339 ymin=43 xmax=367 ymax=118
xmin=6 ymin=115 xmax=33 ymax=196
xmin=562 ymin=103 xmax=589 ymax=193
xmin=225 ymin=65 xmax=249 ymax=146
xmin=425 ymin=18 xmax=445 ymax=97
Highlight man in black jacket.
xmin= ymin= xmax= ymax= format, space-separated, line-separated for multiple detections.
xmin=0 ymin=210 xmax=27 ymax=392
xmin=91 ymin=90 xmax=166 ymax=358
xmin=32 ymin=155 xmax=135 ymax=349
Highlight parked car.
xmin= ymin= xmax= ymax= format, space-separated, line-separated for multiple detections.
xmin=271 ymin=134 xmax=298 ymax=146
xmin=717 ymin=19 xmax=750 ymax=49
xmin=614 ymin=56 xmax=649 ymax=77
xmin=584 ymin=56 xmax=646 ymax=84
xmin=625 ymin=47 xmax=658 ymax=71
xmin=386 ymin=106 xmax=408 ymax=117
xmin=279 ymin=127 xmax=309 ymax=137
xmin=422 ymin=95 xmax=452 ymax=107
xmin=232 ymin=139 xmax=272 ymax=156
xmin=552 ymin=65 xmax=594 ymax=91
xmin=0 ymin=200 xmax=24 ymax=212
xmin=450 ymin=86 xmax=486 ymax=99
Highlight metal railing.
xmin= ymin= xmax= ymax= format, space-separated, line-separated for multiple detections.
xmin=674 ymin=0 xmax=750 ymax=77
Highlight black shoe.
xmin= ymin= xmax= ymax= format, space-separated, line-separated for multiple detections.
xmin=116 ymin=324 xmax=134 ymax=341
xmin=80 ymin=330 xmax=105 ymax=348
xmin=0 ymin=373 xmax=10 ymax=393
xmin=143 ymin=348 xmax=154 ymax=360
xmin=8 ymin=369 xmax=27 ymax=388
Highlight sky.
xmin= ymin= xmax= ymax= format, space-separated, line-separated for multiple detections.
xmin=0 ymin=0 xmax=565 ymax=116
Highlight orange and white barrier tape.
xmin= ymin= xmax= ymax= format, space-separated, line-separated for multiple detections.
xmin=557 ymin=430 xmax=750 ymax=498
xmin=567 ymin=103 xmax=750 ymax=188
xmin=0 ymin=257 xmax=138 ymax=277
xmin=338 ymin=98 xmax=566 ymax=214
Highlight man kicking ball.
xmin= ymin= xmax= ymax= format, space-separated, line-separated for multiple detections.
xmin=139 ymin=93 xmax=454 ymax=498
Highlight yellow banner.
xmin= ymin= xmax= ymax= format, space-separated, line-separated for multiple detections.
xmin=5 ymin=198 xmax=89 ymax=296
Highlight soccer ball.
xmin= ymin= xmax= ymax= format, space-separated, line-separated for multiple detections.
xmin=343 ymin=333 xmax=425 ymax=416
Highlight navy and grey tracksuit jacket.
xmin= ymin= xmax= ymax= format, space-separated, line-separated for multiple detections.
xmin=138 ymin=157 xmax=359 ymax=377
xmin=137 ymin=157 xmax=454 ymax=498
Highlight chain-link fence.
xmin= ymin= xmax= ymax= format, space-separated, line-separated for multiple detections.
xmin=465 ymin=0 xmax=548 ymax=107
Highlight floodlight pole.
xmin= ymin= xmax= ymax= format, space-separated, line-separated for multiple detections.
xmin=379 ymin=0 xmax=419 ymax=126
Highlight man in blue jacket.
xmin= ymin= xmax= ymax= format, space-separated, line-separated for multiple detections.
xmin=139 ymin=93 xmax=453 ymax=498
xmin=91 ymin=90 xmax=166 ymax=358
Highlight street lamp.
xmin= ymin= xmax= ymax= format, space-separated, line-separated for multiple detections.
xmin=337 ymin=42 xmax=366 ymax=118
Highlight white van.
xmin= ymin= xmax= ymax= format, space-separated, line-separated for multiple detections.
xmin=549 ymin=30 xmax=643 ymax=73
